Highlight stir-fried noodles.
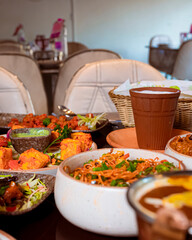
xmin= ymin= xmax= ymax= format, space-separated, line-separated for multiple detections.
xmin=65 ymin=150 xmax=180 ymax=187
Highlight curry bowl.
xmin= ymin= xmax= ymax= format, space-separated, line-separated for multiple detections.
xmin=54 ymin=148 xmax=185 ymax=237
xmin=127 ymin=171 xmax=192 ymax=240
xmin=9 ymin=127 xmax=52 ymax=154
xmin=165 ymin=133 xmax=192 ymax=170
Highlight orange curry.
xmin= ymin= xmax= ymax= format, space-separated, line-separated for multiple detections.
xmin=170 ymin=134 xmax=192 ymax=156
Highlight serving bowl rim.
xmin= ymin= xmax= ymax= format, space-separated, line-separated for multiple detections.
xmin=58 ymin=148 xmax=185 ymax=190
xmin=9 ymin=127 xmax=52 ymax=139
xmin=166 ymin=133 xmax=192 ymax=159
xmin=127 ymin=170 xmax=192 ymax=224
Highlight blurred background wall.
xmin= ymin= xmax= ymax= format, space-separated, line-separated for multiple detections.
xmin=0 ymin=0 xmax=191 ymax=62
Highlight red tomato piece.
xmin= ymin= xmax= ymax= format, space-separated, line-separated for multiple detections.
xmin=6 ymin=206 xmax=17 ymax=212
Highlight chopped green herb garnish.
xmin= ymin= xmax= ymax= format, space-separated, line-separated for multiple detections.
xmin=127 ymin=162 xmax=136 ymax=172
xmin=44 ymin=125 xmax=71 ymax=153
xmin=84 ymin=159 xmax=93 ymax=165
xmin=115 ymin=160 xmax=125 ymax=168
xmin=93 ymin=162 xmax=109 ymax=171
xmin=43 ymin=118 xmax=51 ymax=126
xmin=92 ymin=175 xmax=98 ymax=179
xmin=0 ymin=185 xmax=9 ymax=196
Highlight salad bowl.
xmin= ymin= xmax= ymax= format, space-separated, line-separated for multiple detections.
xmin=0 ymin=171 xmax=55 ymax=215
xmin=54 ymin=148 xmax=185 ymax=237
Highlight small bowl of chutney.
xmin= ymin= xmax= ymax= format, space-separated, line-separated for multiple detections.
xmin=10 ymin=127 xmax=52 ymax=153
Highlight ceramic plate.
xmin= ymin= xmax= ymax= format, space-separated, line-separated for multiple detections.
xmin=106 ymin=128 xmax=190 ymax=151
xmin=0 ymin=171 xmax=55 ymax=215
xmin=0 ymin=230 xmax=16 ymax=240
xmin=0 ymin=134 xmax=97 ymax=176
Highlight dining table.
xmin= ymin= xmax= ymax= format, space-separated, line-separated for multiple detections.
xmin=0 ymin=112 xmax=138 ymax=240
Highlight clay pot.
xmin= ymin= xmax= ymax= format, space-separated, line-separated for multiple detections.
xmin=129 ymin=87 xmax=180 ymax=150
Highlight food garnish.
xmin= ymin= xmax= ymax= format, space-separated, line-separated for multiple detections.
xmin=43 ymin=124 xmax=72 ymax=153
xmin=77 ymin=113 xmax=106 ymax=130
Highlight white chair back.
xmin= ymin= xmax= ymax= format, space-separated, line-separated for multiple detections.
xmin=0 ymin=67 xmax=34 ymax=114
xmin=53 ymin=49 xmax=121 ymax=114
xmin=150 ymin=35 xmax=172 ymax=47
xmin=172 ymin=40 xmax=192 ymax=80
xmin=0 ymin=40 xmax=25 ymax=53
xmin=0 ymin=53 xmax=48 ymax=114
xmin=64 ymin=59 xmax=165 ymax=114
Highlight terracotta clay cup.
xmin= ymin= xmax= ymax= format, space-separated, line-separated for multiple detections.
xmin=129 ymin=87 xmax=180 ymax=150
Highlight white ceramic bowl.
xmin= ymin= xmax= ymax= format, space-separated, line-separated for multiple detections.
xmin=165 ymin=133 xmax=192 ymax=170
xmin=54 ymin=148 xmax=184 ymax=237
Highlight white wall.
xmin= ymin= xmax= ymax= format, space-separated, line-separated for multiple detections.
xmin=0 ymin=0 xmax=191 ymax=63
xmin=0 ymin=0 xmax=72 ymax=41
xmin=73 ymin=0 xmax=192 ymax=62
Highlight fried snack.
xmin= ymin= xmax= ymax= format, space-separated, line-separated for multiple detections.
xmin=9 ymin=148 xmax=50 ymax=170
xmin=71 ymin=132 xmax=92 ymax=151
xmin=60 ymin=138 xmax=82 ymax=160
xmin=50 ymin=130 xmax=60 ymax=143
xmin=0 ymin=147 xmax=13 ymax=169
xmin=11 ymin=125 xmax=25 ymax=130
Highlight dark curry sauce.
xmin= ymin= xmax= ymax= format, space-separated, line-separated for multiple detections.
xmin=139 ymin=179 xmax=192 ymax=221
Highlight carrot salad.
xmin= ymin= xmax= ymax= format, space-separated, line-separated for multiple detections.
xmin=66 ymin=150 xmax=181 ymax=187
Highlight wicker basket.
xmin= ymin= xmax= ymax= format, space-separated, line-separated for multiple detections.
xmin=109 ymin=87 xmax=192 ymax=131
xmin=109 ymin=87 xmax=135 ymax=127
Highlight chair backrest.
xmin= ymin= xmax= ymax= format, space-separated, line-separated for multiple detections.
xmin=53 ymin=49 xmax=121 ymax=113
xmin=172 ymin=40 xmax=192 ymax=80
xmin=148 ymin=35 xmax=176 ymax=75
xmin=150 ymin=35 xmax=172 ymax=47
xmin=0 ymin=67 xmax=34 ymax=114
xmin=63 ymin=59 xmax=166 ymax=114
xmin=0 ymin=52 xmax=48 ymax=114
xmin=68 ymin=42 xmax=88 ymax=56
xmin=0 ymin=40 xmax=25 ymax=53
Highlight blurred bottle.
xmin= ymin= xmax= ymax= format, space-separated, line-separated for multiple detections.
xmin=51 ymin=18 xmax=68 ymax=60
xmin=13 ymin=24 xmax=27 ymax=44
xmin=61 ymin=20 xmax=68 ymax=59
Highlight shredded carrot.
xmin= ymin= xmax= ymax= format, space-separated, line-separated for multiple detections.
xmin=66 ymin=150 xmax=181 ymax=187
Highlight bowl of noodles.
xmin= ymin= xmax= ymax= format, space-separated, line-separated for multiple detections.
xmin=54 ymin=148 xmax=185 ymax=237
